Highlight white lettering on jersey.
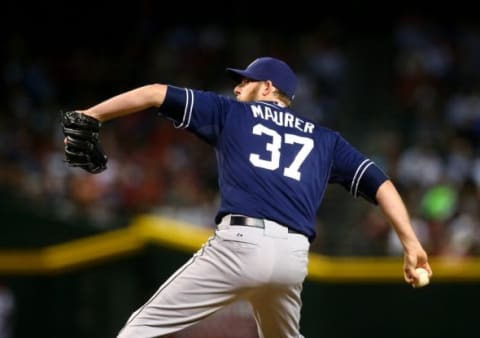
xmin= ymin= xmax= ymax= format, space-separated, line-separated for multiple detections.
xmin=250 ymin=104 xmax=315 ymax=134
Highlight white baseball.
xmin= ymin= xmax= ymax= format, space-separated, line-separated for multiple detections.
xmin=413 ymin=268 xmax=430 ymax=288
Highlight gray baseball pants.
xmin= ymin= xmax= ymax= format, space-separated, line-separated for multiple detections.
xmin=117 ymin=214 xmax=309 ymax=338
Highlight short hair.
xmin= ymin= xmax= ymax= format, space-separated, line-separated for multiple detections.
xmin=273 ymin=88 xmax=292 ymax=107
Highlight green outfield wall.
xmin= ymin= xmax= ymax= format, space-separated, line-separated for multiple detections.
xmin=1 ymin=202 xmax=478 ymax=338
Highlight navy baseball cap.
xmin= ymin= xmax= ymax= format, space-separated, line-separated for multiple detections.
xmin=226 ymin=57 xmax=297 ymax=100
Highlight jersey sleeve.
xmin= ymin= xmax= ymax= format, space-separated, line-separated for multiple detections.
xmin=158 ymin=85 xmax=230 ymax=145
xmin=328 ymin=132 xmax=389 ymax=204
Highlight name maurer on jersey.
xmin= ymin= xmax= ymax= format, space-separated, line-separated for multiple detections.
xmin=250 ymin=104 xmax=315 ymax=134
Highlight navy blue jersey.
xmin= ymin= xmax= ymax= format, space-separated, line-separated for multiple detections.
xmin=160 ymin=86 xmax=388 ymax=241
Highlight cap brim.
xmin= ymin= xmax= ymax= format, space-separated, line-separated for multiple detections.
xmin=226 ymin=68 xmax=261 ymax=83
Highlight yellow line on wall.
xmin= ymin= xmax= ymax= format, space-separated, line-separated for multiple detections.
xmin=1 ymin=214 xmax=479 ymax=282
xmin=0 ymin=227 xmax=144 ymax=274
xmin=131 ymin=214 xmax=213 ymax=251
xmin=306 ymin=255 xmax=480 ymax=282
xmin=42 ymin=226 xmax=145 ymax=272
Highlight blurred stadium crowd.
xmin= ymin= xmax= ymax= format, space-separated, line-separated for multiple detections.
xmin=1 ymin=15 xmax=479 ymax=257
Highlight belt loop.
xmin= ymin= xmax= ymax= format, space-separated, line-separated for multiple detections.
xmin=221 ymin=214 xmax=232 ymax=225
xmin=264 ymin=219 xmax=289 ymax=238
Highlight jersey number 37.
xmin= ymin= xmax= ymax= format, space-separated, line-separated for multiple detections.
xmin=249 ymin=123 xmax=314 ymax=181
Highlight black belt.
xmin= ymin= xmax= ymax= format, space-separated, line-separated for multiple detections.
xmin=229 ymin=216 xmax=302 ymax=235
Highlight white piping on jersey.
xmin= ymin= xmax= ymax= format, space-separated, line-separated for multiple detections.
xmin=177 ymin=88 xmax=194 ymax=128
xmin=262 ymin=101 xmax=287 ymax=108
xmin=350 ymin=159 xmax=373 ymax=198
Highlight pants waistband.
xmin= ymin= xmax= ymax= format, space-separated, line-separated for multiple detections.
xmin=219 ymin=215 xmax=302 ymax=235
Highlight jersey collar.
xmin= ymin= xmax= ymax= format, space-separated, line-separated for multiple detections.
xmin=259 ymin=100 xmax=287 ymax=108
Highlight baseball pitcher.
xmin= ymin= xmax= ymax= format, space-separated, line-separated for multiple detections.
xmin=61 ymin=56 xmax=432 ymax=338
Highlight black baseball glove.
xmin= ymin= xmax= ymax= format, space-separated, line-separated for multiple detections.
xmin=61 ymin=110 xmax=108 ymax=174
